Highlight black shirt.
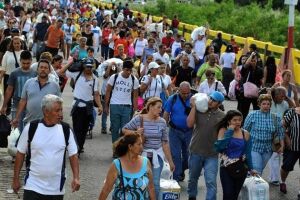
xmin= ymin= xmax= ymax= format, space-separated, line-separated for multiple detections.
xmin=35 ymin=22 xmax=50 ymax=41
xmin=240 ymin=64 xmax=263 ymax=87
xmin=171 ymin=66 xmax=194 ymax=87
xmin=81 ymin=32 xmax=94 ymax=47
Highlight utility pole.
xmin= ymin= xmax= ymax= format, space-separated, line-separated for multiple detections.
xmin=284 ymin=0 xmax=298 ymax=68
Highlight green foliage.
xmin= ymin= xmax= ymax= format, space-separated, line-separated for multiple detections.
xmin=130 ymin=0 xmax=300 ymax=48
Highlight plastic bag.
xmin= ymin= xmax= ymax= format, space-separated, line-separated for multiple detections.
xmin=7 ymin=128 xmax=20 ymax=156
xmin=161 ymin=161 xmax=172 ymax=180
xmin=193 ymin=93 xmax=209 ymax=113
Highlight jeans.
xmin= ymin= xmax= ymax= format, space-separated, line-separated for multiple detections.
xmin=101 ymin=98 xmax=107 ymax=130
xmin=110 ymin=104 xmax=132 ymax=143
xmin=101 ymin=44 xmax=109 ymax=60
xmin=23 ymin=190 xmax=63 ymax=200
xmin=169 ymin=127 xmax=192 ymax=181
xmin=251 ymin=151 xmax=273 ymax=175
xmin=188 ymin=153 xmax=218 ymax=200
xmin=220 ymin=167 xmax=247 ymax=200
xmin=152 ymin=156 xmax=163 ymax=200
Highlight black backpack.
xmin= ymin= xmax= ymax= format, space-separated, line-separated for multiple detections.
xmin=24 ymin=120 xmax=71 ymax=192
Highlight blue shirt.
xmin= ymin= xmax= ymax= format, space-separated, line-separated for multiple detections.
xmin=164 ymin=94 xmax=191 ymax=130
xmin=243 ymin=110 xmax=284 ymax=153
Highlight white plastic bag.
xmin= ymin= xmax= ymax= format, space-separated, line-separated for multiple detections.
xmin=7 ymin=128 xmax=20 ymax=157
xmin=228 ymin=79 xmax=238 ymax=100
xmin=161 ymin=161 xmax=172 ymax=180
xmin=193 ymin=93 xmax=209 ymax=113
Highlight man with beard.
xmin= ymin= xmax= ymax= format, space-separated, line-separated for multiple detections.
xmin=12 ymin=59 xmax=61 ymax=128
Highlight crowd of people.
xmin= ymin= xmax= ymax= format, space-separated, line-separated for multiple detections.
xmin=0 ymin=0 xmax=299 ymax=200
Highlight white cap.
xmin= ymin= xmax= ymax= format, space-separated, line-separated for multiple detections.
xmin=148 ymin=62 xmax=160 ymax=70
xmin=51 ymin=16 xmax=57 ymax=21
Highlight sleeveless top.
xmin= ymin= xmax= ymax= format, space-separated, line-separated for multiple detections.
xmin=220 ymin=130 xmax=246 ymax=167
xmin=112 ymin=157 xmax=150 ymax=200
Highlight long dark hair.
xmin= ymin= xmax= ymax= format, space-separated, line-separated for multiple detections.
xmin=217 ymin=110 xmax=243 ymax=131
xmin=114 ymin=133 xmax=141 ymax=157
xmin=265 ymin=55 xmax=276 ymax=85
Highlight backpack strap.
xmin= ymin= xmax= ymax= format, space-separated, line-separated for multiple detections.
xmin=73 ymin=70 xmax=83 ymax=90
xmin=59 ymin=121 xmax=70 ymax=191
xmin=131 ymin=75 xmax=134 ymax=107
xmin=108 ymin=73 xmax=119 ymax=105
xmin=24 ymin=119 xmax=41 ymax=184
xmin=215 ymin=81 xmax=219 ymax=91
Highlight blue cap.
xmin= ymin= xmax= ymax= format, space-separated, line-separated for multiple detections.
xmin=209 ymin=91 xmax=224 ymax=103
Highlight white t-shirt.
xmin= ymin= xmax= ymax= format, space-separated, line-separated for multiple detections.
xmin=134 ymin=38 xmax=148 ymax=57
xmin=1 ymin=50 xmax=22 ymax=75
xmin=171 ymin=41 xmax=181 ymax=59
xmin=220 ymin=52 xmax=235 ymax=69
xmin=17 ymin=122 xmax=78 ymax=195
xmin=91 ymin=26 xmax=102 ymax=47
xmin=180 ymin=51 xmax=196 ymax=69
xmin=194 ymin=38 xmax=206 ymax=59
xmin=66 ymin=71 xmax=99 ymax=107
xmin=108 ymin=72 xmax=139 ymax=105
xmin=62 ymin=24 xmax=75 ymax=38
xmin=153 ymin=52 xmax=170 ymax=65
xmin=198 ymin=79 xmax=227 ymax=96
xmin=161 ymin=74 xmax=171 ymax=89
xmin=141 ymin=75 xmax=164 ymax=99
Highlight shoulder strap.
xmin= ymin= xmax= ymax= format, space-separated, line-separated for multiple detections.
xmin=139 ymin=115 xmax=144 ymax=128
xmin=288 ymin=84 xmax=292 ymax=97
xmin=118 ymin=159 xmax=126 ymax=200
xmin=241 ymin=129 xmax=245 ymax=140
xmin=109 ymin=73 xmax=119 ymax=104
xmin=12 ymin=51 xmax=20 ymax=68
xmin=171 ymin=93 xmax=178 ymax=108
xmin=131 ymin=75 xmax=134 ymax=106
xmin=60 ymin=121 xmax=70 ymax=191
xmin=160 ymin=75 xmax=165 ymax=90
xmin=133 ymin=38 xmax=138 ymax=49
xmin=215 ymin=81 xmax=218 ymax=91
xmin=73 ymin=70 xmax=83 ymax=90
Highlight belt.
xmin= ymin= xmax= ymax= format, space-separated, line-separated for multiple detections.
xmin=169 ymin=121 xmax=191 ymax=132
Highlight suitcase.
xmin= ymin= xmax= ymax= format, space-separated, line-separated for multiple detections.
xmin=239 ymin=175 xmax=269 ymax=200
xmin=159 ymin=179 xmax=181 ymax=200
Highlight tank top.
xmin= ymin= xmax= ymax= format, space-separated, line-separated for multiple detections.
xmin=112 ymin=157 xmax=150 ymax=200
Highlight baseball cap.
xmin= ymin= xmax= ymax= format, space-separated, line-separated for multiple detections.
xmin=209 ymin=91 xmax=224 ymax=103
xmin=148 ymin=62 xmax=160 ymax=70
xmin=198 ymin=30 xmax=205 ymax=36
xmin=83 ymin=58 xmax=95 ymax=68
xmin=10 ymin=28 xmax=20 ymax=33
xmin=167 ymin=30 xmax=173 ymax=35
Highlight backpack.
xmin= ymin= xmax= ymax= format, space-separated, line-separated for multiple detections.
xmin=24 ymin=120 xmax=70 ymax=192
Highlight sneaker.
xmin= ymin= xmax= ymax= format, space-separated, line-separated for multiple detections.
xmin=270 ymin=181 xmax=280 ymax=186
xmin=280 ymin=183 xmax=287 ymax=194
xmin=101 ymin=129 xmax=107 ymax=134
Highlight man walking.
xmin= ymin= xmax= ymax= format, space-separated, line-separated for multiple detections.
xmin=12 ymin=94 xmax=80 ymax=199
xmin=44 ymin=18 xmax=64 ymax=57
xmin=104 ymin=59 xmax=139 ymax=153
xmin=187 ymin=91 xmax=225 ymax=200
xmin=12 ymin=59 xmax=61 ymax=128
xmin=163 ymin=81 xmax=193 ymax=182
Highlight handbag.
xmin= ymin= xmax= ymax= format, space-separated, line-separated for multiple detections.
xmin=0 ymin=115 xmax=12 ymax=147
xmin=271 ymin=113 xmax=281 ymax=152
xmin=226 ymin=158 xmax=248 ymax=179
xmin=243 ymin=72 xmax=259 ymax=98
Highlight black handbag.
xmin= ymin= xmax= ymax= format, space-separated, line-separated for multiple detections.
xmin=225 ymin=158 xmax=248 ymax=179
xmin=0 ymin=115 xmax=11 ymax=147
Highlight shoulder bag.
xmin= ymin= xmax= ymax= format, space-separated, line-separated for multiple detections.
xmin=12 ymin=51 xmax=20 ymax=68
xmin=225 ymin=129 xmax=248 ymax=178
xmin=118 ymin=159 xmax=126 ymax=200
xmin=271 ymin=113 xmax=281 ymax=152
xmin=243 ymin=72 xmax=259 ymax=98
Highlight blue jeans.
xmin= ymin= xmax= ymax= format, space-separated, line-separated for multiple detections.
xmin=188 ymin=153 xmax=218 ymax=200
xmin=251 ymin=151 xmax=272 ymax=175
xmin=110 ymin=104 xmax=132 ymax=143
xmin=169 ymin=127 xmax=192 ymax=181
xmin=101 ymin=98 xmax=107 ymax=130
xmin=152 ymin=156 xmax=163 ymax=200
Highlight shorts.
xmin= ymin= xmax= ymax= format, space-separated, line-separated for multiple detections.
xmin=64 ymin=36 xmax=73 ymax=44
xmin=281 ymin=149 xmax=300 ymax=172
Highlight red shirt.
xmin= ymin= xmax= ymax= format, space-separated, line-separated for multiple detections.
xmin=162 ymin=37 xmax=175 ymax=48
xmin=102 ymin=28 xmax=111 ymax=45
xmin=172 ymin=19 xmax=179 ymax=28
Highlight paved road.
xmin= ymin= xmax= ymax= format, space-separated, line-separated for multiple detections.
xmin=0 ymin=83 xmax=299 ymax=200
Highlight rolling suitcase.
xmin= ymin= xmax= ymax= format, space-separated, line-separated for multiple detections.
xmin=239 ymin=175 xmax=269 ymax=200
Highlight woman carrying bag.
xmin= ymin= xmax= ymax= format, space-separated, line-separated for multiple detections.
xmin=214 ymin=110 xmax=256 ymax=200
xmin=98 ymin=133 xmax=155 ymax=200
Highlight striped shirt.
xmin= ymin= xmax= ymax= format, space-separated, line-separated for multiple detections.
xmin=283 ymin=109 xmax=300 ymax=151
xmin=123 ymin=116 xmax=168 ymax=150
xmin=243 ymin=110 xmax=284 ymax=153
